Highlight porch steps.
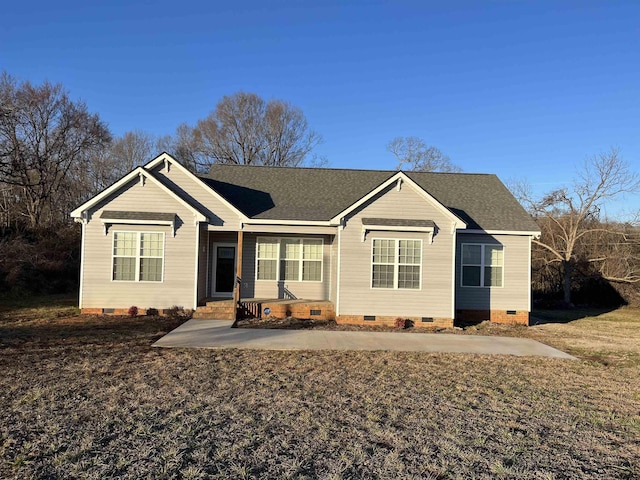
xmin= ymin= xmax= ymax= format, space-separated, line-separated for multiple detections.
xmin=193 ymin=299 xmax=235 ymax=320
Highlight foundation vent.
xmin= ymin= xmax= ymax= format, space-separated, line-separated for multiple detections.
xmin=364 ymin=315 xmax=376 ymax=321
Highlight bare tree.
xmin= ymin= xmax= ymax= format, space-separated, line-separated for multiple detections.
xmin=520 ymin=148 xmax=640 ymax=305
xmin=108 ymin=130 xmax=154 ymax=173
xmin=0 ymin=72 xmax=111 ymax=228
xmin=80 ymin=130 xmax=157 ymax=194
xmin=168 ymin=123 xmax=201 ymax=173
xmin=172 ymin=92 xmax=321 ymax=172
xmin=387 ymin=136 xmax=461 ymax=172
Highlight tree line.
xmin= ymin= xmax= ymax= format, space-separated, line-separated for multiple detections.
xmin=0 ymin=71 xmax=638 ymax=306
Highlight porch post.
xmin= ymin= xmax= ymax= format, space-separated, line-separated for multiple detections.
xmin=234 ymin=230 xmax=244 ymax=321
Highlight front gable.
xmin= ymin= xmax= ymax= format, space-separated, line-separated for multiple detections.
xmin=331 ymin=172 xmax=466 ymax=231
xmin=337 ymin=178 xmax=459 ymax=319
xmin=144 ymin=153 xmax=247 ymax=229
xmin=71 ymin=167 xmax=206 ymax=225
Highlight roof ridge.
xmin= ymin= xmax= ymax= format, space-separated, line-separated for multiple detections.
xmin=204 ymin=164 xmax=397 ymax=173
xmin=201 ymin=164 xmax=497 ymax=176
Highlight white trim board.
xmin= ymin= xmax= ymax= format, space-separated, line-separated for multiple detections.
xmin=460 ymin=229 xmax=541 ymax=237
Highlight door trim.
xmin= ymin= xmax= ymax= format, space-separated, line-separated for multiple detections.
xmin=211 ymin=242 xmax=237 ymax=297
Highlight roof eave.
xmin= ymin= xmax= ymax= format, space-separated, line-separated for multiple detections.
xmin=460 ymin=228 xmax=542 ymax=238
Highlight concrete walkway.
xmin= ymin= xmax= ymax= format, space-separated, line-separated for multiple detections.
xmin=153 ymin=319 xmax=575 ymax=359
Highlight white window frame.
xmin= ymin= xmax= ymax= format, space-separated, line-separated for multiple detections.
xmin=460 ymin=243 xmax=504 ymax=288
xmin=370 ymin=238 xmax=422 ymax=290
xmin=111 ymin=231 xmax=165 ymax=283
xmin=255 ymin=236 xmax=324 ymax=283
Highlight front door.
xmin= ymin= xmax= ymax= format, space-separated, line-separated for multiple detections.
xmin=212 ymin=244 xmax=236 ymax=296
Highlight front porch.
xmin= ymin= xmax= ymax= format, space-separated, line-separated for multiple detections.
xmin=200 ymin=229 xmax=335 ymax=320
xmin=193 ymin=298 xmax=335 ymax=321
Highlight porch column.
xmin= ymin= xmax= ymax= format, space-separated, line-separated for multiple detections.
xmin=233 ymin=230 xmax=244 ymax=321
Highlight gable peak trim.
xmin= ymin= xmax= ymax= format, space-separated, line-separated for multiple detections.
xmin=143 ymin=152 xmax=249 ymax=221
xmin=70 ymin=166 xmax=206 ymax=222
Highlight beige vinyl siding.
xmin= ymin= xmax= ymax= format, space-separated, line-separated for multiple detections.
xmin=240 ymin=233 xmax=331 ymax=300
xmin=455 ymin=233 xmax=531 ymax=311
xmin=82 ymin=177 xmax=199 ymax=309
xmin=338 ymin=183 xmax=456 ymax=318
xmin=150 ymin=163 xmax=241 ymax=228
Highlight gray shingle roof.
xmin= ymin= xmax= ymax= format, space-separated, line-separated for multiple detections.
xmin=362 ymin=218 xmax=436 ymax=228
xmin=101 ymin=211 xmax=176 ymax=222
xmin=198 ymin=165 xmax=539 ymax=232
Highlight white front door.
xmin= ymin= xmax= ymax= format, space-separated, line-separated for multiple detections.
xmin=212 ymin=243 xmax=236 ymax=296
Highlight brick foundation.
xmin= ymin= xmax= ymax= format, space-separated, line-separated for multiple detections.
xmin=456 ymin=309 xmax=529 ymax=326
xmin=336 ymin=315 xmax=454 ymax=329
xmin=262 ymin=302 xmax=335 ymax=321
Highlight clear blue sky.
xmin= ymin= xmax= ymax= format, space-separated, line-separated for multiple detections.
xmin=2 ymin=0 xmax=639 ymax=218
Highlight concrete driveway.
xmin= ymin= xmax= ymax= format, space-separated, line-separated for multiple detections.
xmin=153 ymin=319 xmax=575 ymax=359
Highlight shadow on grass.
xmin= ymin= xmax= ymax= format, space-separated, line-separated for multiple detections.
xmin=0 ymin=293 xmax=190 ymax=349
xmin=0 ymin=315 xmax=187 ymax=349
xmin=0 ymin=292 xmax=77 ymax=311
xmin=530 ymin=308 xmax=614 ymax=325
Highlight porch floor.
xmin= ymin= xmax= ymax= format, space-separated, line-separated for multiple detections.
xmin=202 ymin=298 xmax=332 ymax=306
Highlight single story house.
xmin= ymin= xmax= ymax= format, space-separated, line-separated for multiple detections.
xmin=71 ymin=153 xmax=540 ymax=327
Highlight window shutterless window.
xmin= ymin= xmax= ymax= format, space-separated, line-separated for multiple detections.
xmin=461 ymin=243 xmax=503 ymax=287
xmin=112 ymin=232 xmax=164 ymax=282
xmin=256 ymin=237 xmax=323 ymax=282
xmin=372 ymin=238 xmax=421 ymax=289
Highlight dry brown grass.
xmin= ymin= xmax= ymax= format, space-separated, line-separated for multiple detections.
xmin=2 ymin=296 xmax=640 ymax=479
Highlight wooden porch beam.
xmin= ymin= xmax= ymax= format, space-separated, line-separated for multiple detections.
xmin=234 ymin=230 xmax=244 ymax=322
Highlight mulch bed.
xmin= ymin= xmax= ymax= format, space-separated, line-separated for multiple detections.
xmin=235 ymin=316 xmax=454 ymax=333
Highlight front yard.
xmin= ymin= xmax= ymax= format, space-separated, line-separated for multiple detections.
xmin=1 ymin=296 xmax=639 ymax=479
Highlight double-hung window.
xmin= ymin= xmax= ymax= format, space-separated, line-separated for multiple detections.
xmin=372 ymin=239 xmax=421 ymax=289
xmin=461 ymin=243 xmax=503 ymax=287
xmin=256 ymin=237 xmax=323 ymax=282
xmin=113 ymin=232 xmax=164 ymax=282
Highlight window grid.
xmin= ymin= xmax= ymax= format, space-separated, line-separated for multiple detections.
xmin=372 ymin=239 xmax=422 ymax=289
xmin=112 ymin=232 xmax=164 ymax=282
xmin=257 ymin=238 xmax=279 ymax=280
xmin=302 ymin=239 xmax=322 ymax=282
xmin=256 ymin=237 xmax=323 ymax=282
xmin=461 ymin=243 xmax=504 ymax=288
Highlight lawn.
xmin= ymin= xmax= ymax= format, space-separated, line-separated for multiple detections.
xmin=1 ymin=296 xmax=639 ymax=479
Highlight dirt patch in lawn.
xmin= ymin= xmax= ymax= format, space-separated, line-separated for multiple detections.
xmin=2 ymin=297 xmax=640 ymax=479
